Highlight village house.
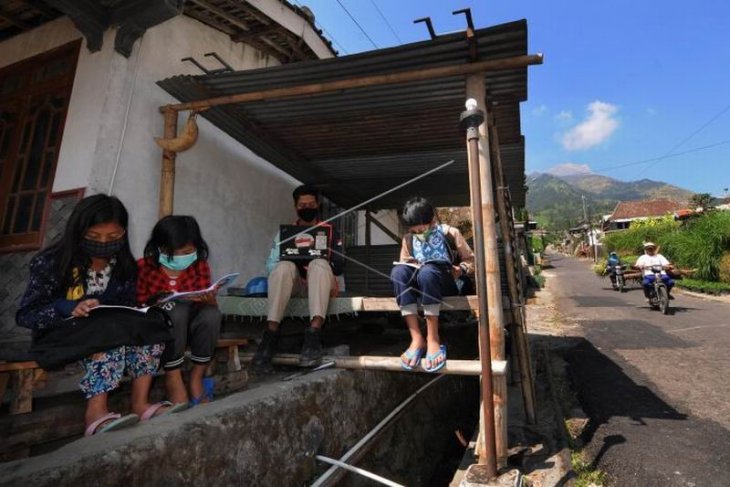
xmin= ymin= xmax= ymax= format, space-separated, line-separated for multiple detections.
xmin=602 ymin=198 xmax=684 ymax=231
xmin=0 ymin=0 xmax=335 ymax=342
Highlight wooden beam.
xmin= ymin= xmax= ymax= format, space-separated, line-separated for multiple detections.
xmin=188 ymin=0 xmax=251 ymax=30
xmin=10 ymin=369 xmax=34 ymax=414
xmin=162 ymin=54 xmax=544 ymax=112
xmin=467 ymin=74 xmax=508 ymax=468
xmin=239 ymin=353 xmax=508 ymax=377
xmin=488 ymin=116 xmax=536 ymax=425
xmin=159 ymin=108 xmax=178 ymax=217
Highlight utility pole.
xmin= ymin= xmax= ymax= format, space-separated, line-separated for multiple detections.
xmin=581 ymin=195 xmax=597 ymax=263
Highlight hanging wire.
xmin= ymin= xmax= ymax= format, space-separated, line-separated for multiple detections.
xmin=590 ymin=139 xmax=730 ymax=174
xmin=636 ymin=103 xmax=730 ymax=177
xmin=335 ymin=0 xmax=379 ymax=49
xmin=368 ymin=0 xmax=403 ymax=44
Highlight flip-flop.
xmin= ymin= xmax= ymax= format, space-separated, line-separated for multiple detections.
xmin=140 ymin=401 xmax=180 ymax=421
xmin=85 ymin=412 xmax=139 ymax=436
xmin=400 ymin=348 xmax=425 ymax=371
xmin=422 ymin=345 xmax=447 ymax=373
xmin=190 ymin=377 xmax=215 ymax=407
xmin=167 ymin=402 xmax=190 ymax=414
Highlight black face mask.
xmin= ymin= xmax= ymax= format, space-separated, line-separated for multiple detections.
xmin=80 ymin=238 xmax=125 ymax=258
xmin=297 ymin=208 xmax=319 ymax=222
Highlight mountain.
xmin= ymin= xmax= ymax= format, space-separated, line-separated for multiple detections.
xmin=526 ymin=173 xmax=694 ymax=230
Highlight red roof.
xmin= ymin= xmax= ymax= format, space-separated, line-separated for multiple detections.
xmin=610 ymin=199 xmax=684 ymax=220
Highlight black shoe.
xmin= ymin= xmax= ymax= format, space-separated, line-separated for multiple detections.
xmin=252 ymin=329 xmax=279 ymax=367
xmin=299 ymin=327 xmax=323 ymax=367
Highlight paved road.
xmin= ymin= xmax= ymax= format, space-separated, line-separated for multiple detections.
xmin=545 ymin=253 xmax=730 ymax=487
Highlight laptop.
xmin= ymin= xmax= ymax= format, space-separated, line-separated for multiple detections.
xmin=279 ymin=224 xmax=333 ymax=261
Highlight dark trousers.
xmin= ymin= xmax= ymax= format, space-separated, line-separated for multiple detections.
xmin=163 ymin=302 xmax=221 ymax=370
xmin=390 ymin=263 xmax=459 ymax=307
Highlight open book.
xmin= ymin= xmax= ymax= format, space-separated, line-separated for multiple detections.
xmin=393 ymin=260 xmax=449 ymax=269
xmin=156 ymin=272 xmax=240 ymax=304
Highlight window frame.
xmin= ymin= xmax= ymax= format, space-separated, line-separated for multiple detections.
xmin=0 ymin=39 xmax=81 ymax=253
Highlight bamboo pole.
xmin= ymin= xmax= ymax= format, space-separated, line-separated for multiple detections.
xmin=161 ymin=54 xmax=543 ymax=113
xmin=159 ymin=108 xmax=177 ymax=217
xmin=238 ymin=353 xmax=507 ymax=376
xmin=466 ymin=74 xmax=508 ymax=467
xmin=488 ymin=117 xmax=537 ymax=425
xmin=461 ymin=100 xmax=498 ymax=478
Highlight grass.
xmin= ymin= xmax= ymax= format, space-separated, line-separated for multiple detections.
xmin=675 ymin=278 xmax=730 ymax=295
xmin=571 ymin=450 xmax=608 ymax=487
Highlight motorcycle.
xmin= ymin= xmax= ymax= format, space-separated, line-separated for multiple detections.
xmin=643 ymin=265 xmax=670 ymax=314
xmin=606 ymin=264 xmax=627 ymax=292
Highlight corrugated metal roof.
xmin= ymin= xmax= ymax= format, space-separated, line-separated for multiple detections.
xmin=158 ymin=19 xmax=534 ymax=209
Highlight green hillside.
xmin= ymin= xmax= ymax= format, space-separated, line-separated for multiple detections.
xmin=526 ymin=173 xmax=693 ymax=231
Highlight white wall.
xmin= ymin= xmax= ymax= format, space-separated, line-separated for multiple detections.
xmin=0 ymin=15 xmax=303 ymax=282
xmin=356 ymin=210 xmax=401 ymax=246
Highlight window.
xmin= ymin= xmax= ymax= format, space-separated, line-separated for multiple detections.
xmin=0 ymin=40 xmax=80 ymax=251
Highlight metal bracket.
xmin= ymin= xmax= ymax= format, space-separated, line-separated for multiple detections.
xmin=414 ymin=17 xmax=437 ymax=40
xmin=181 ymin=52 xmax=234 ymax=75
xmin=452 ymin=8 xmax=475 ymax=30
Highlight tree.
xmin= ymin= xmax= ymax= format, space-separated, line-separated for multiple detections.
xmin=689 ymin=193 xmax=713 ymax=210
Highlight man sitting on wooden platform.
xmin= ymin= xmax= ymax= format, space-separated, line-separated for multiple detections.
xmin=252 ymin=185 xmax=345 ymax=369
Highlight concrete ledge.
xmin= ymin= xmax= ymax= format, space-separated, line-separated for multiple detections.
xmin=0 ymin=369 xmax=474 ymax=486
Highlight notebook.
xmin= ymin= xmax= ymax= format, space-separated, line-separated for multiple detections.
xmin=279 ymin=224 xmax=333 ymax=261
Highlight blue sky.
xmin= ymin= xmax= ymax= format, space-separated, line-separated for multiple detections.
xmin=296 ymin=0 xmax=730 ymax=196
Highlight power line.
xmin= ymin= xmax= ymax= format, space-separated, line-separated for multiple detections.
xmin=369 ymin=0 xmax=402 ymax=44
xmin=636 ymin=103 xmax=730 ymax=177
xmin=335 ymin=0 xmax=379 ymax=49
xmin=591 ymin=139 xmax=730 ymax=174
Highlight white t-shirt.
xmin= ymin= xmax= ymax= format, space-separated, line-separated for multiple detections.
xmin=635 ymin=254 xmax=670 ymax=276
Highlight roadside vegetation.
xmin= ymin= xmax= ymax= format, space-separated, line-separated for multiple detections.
xmin=601 ymin=212 xmax=730 ymax=294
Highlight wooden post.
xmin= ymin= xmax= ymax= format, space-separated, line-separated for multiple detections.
xmin=10 ymin=369 xmax=34 ymax=415
xmin=462 ymin=102 xmax=498 ymax=477
xmin=466 ymin=74 xmax=508 ymax=467
xmin=488 ymin=117 xmax=537 ymax=425
xmin=365 ymin=210 xmax=372 ymax=292
xmin=159 ymin=107 xmax=178 ymax=218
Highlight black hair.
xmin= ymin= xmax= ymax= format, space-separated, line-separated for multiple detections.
xmin=401 ymin=197 xmax=435 ymax=227
xmin=41 ymin=194 xmax=136 ymax=289
xmin=143 ymin=215 xmax=209 ymax=267
xmin=292 ymin=184 xmax=320 ymax=204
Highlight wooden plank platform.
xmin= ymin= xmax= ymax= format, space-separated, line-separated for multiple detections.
xmin=219 ymin=295 xmax=511 ymax=317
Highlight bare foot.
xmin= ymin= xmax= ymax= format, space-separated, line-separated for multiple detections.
xmin=424 ymin=340 xmax=445 ymax=370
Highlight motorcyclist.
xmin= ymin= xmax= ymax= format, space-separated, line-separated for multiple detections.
xmin=605 ymin=251 xmax=621 ymax=288
xmin=634 ymin=242 xmax=674 ymax=300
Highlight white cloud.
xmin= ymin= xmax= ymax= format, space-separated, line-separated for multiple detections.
xmin=561 ymin=101 xmax=619 ymax=150
xmin=646 ymin=107 xmax=656 ymax=116
xmin=547 ymin=163 xmax=593 ymax=176
xmin=555 ymin=110 xmax=573 ymax=122
xmin=532 ymin=104 xmax=548 ymax=116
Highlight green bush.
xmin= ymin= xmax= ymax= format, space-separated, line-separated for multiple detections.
xmin=676 ymin=278 xmax=730 ymax=295
xmin=603 ymin=212 xmax=730 ymax=282
xmin=661 ymin=211 xmax=730 ymax=281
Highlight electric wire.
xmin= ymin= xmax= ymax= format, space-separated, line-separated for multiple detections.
xmin=369 ymin=0 xmax=402 ymax=44
xmin=589 ymin=139 xmax=730 ymax=174
xmin=636 ymin=103 xmax=730 ymax=177
xmin=335 ymin=0 xmax=379 ymax=49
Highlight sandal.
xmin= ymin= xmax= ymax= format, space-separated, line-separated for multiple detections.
xmin=422 ymin=345 xmax=447 ymax=373
xmin=140 ymin=401 xmax=183 ymax=421
xmin=84 ymin=412 xmax=139 ymax=436
xmin=400 ymin=348 xmax=425 ymax=371
xmin=190 ymin=377 xmax=215 ymax=406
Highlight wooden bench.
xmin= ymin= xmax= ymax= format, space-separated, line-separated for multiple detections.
xmin=0 ymin=338 xmax=248 ymax=416
xmin=219 ymin=295 xmax=513 ymax=319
